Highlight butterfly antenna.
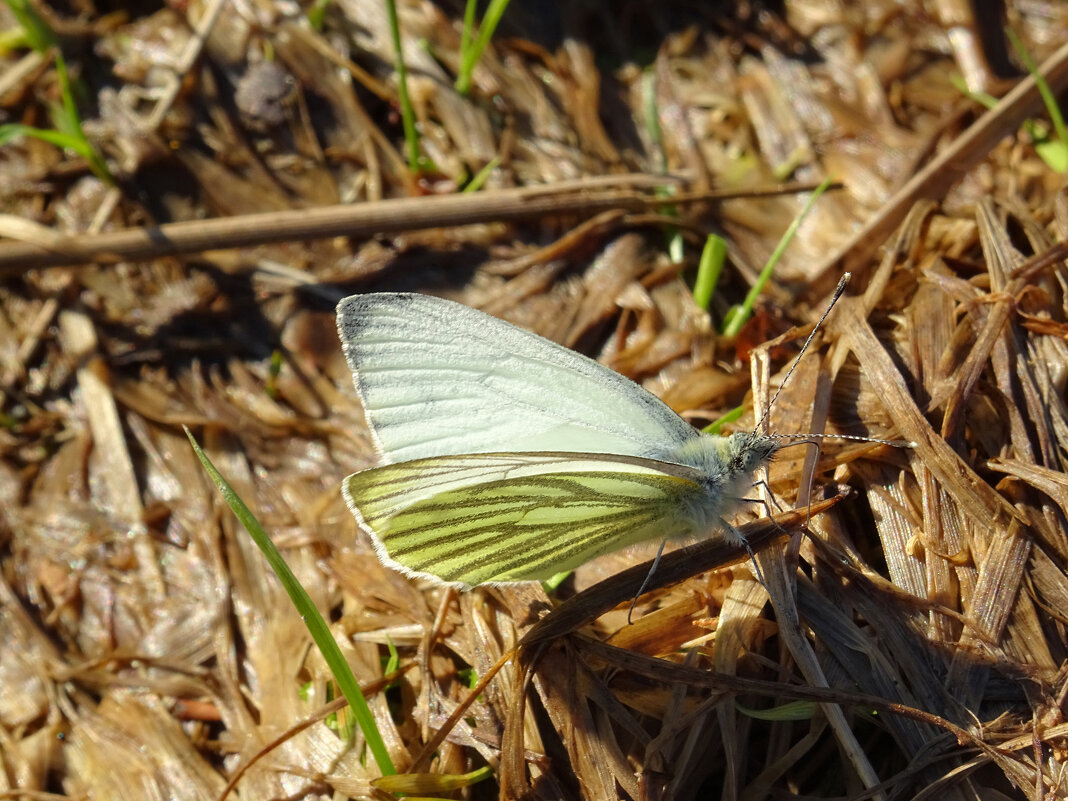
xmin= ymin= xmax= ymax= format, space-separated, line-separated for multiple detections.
xmin=772 ymin=432 xmax=916 ymax=448
xmin=753 ymin=273 xmax=851 ymax=435
xmin=744 ymin=273 xmax=915 ymax=451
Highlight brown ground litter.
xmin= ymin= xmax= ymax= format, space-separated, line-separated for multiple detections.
xmin=2 ymin=2 xmax=1068 ymax=800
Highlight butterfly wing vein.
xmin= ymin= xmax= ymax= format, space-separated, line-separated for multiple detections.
xmin=343 ymin=454 xmax=706 ymax=585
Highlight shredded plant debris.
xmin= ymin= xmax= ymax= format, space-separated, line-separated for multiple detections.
xmin=2 ymin=2 xmax=1068 ymax=800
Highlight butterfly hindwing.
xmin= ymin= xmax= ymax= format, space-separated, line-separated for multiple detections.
xmin=336 ymin=293 xmax=698 ymax=464
xmin=343 ymin=453 xmax=709 ymax=585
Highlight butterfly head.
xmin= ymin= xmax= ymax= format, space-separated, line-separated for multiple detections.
xmin=729 ymin=431 xmax=780 ymax=472
xmin=668 ymin=430 xmax=779 ymax=480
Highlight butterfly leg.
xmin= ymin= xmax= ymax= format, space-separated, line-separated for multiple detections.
xmin=720 ymin=517 xmax=769 ymax=591
xmin=733 ymin=495 xmax=791 ymax=546
xmin=735 ymin=496 xmax=774 ymax=518
xmin=748 ymin=479 xmax=784 ymax=513
xmin=627 ymin=537 xmax=668 ymax=624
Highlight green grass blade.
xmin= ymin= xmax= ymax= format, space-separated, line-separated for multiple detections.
xmin=1035 ymin=138 xmax=1068 ymax=173
xmin=950 ymin=74 xmax=997 ymax=110
xmin=373 ymin=766 xmax=493 ymax=795
xmin=1007 ymin=27 xmax=1067 ymax=173
xmin=51 ymin=54 xmax=112 ymax=181
xmin=306 ymin=0 xmax=331 ymax=29
xmin=457 ymin=666 xmax=479 ymax=690
xmin=184 ymin=427 xmax=396 ymax=776
xmin=0 ymin=47 xmax=113 ymax=183
xmin=383 ymin=0 xmax=421 ymax=172
xmin=2 ymin=0 xmax=111 ymax=182
xmin=3 ymin=0 xmax=56 ymax=52
xmin=702 ymin=404 xmax=744 ymax=435
xmin=954 ymin=36 xmax=1068 ymax=174
xmin=693 ymin=234 xmax=726 ymax=311
xmin=542 ymin=570 xmax=571 ymax=593
xmin=721 ymin=175 xmax=834 ymax=337
xmin=52 ymin=53 xmax=83 ymax=134
xmin=0 ymin=119 xmax=112 ymax=183
xmin=462 ymin=155 xmax=500 ymax=192
xmin=455 ymin=0 xmax=510 ymax=95
xmin=735 ymin=700 xmax=815 ymax=721
xmin=642 ymin=68 xmax=684 ymax=262
xmin=0 ymin=122 xmax=80 ymax=148
xmin=460 ymin=0 xmax=477 ymax=70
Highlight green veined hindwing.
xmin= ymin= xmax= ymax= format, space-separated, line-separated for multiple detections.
xmin=343 ymin=453 xmax=712 ymax=586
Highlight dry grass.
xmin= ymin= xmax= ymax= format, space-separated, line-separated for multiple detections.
xmin=2 ymin=2 xmax=1068 ymax=800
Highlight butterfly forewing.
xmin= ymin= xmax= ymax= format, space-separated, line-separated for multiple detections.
xmin=336 ymin=293 xmax=698 ymax=463
xmin=343 ymin=453 xmax=708 ymax=585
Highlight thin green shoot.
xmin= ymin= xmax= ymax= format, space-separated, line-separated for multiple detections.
xmin=542 ymin=570 xmax=570 ymax=593
xmin=298 ymin=680 xmax=346 ymax=737
xmin=462 ymin=155 xmax=500 ymax=192
xmin=0 ymin=60 xmax=113 ymax=183
xmin=306 ymin=0 xmax=331 ymax=30
xmin=265 ymin=350 xmax=283 ymax=399
xmin=455 ymin=0 xmax=510 ymax=96
xmin=692 ymin=234 xmax=727 ymax=311
xmin=0 ymin=3 xmax=112 ymax=183
xmin=3 ymin=0 xmax=55 ymax=51
xmin=770 ymin=145 xmax=810 ymax=182
xmin=0 ymin=26 xmax=32 ymax=53
xmin=1007 ymin=28 xmax=1067 ymax=172
xmin=951 ymin=32 xmax=1067 ymax=173
xmin=184 ymin=427 xmax=396 ymax=777
xmin=734 ymin=700 xmax=815 ymax=721
xmin=720 ymin=175 xmax=834 ymax=338
xmin=643 ymin=68 xmax=684 ymax=262
xmin=383 ymin=0 xmax=423 ymax=173
xmin=383 ymin=637 xmax=400 ymax=688
xmin=456 ymin=666 xmax=480 ymax=690
xmin=373 ymin=766 xmax=493 ymax=795
xmin=953 ymin=73 xmax=1067 ymax=173
xmin=460 ymin=0 xmax=477 ymax=74
xmin=949 ymin=75 xmax=997 ymax=109
xmin=325 ymin=680 xmax=358 ymax=740
xmin=702 ymin=404 xmax=744 ymax=435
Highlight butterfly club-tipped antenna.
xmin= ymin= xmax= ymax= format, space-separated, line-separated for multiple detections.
xmin=744 ymin=273 xmax=913 ymax=570
xmin=751 ymin=271 xmax=914 ymax=453
xmin=752 ymin=272 xmax=851 ymax=437
xmin=740 ymin=273 xmax=856 ymax=596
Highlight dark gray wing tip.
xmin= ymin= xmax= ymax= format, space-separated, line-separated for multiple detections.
xmin=337 ymin=292 xmax=421 ymax=337
xmin=337 ymin=291 xmax=417 ymax=317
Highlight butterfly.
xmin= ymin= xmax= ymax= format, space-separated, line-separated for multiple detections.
xmin=333 ymin=291 xmax=807 ymax=587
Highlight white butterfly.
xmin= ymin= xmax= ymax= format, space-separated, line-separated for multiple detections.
xmin=337 ymin=292 xmax=782 ymax=586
